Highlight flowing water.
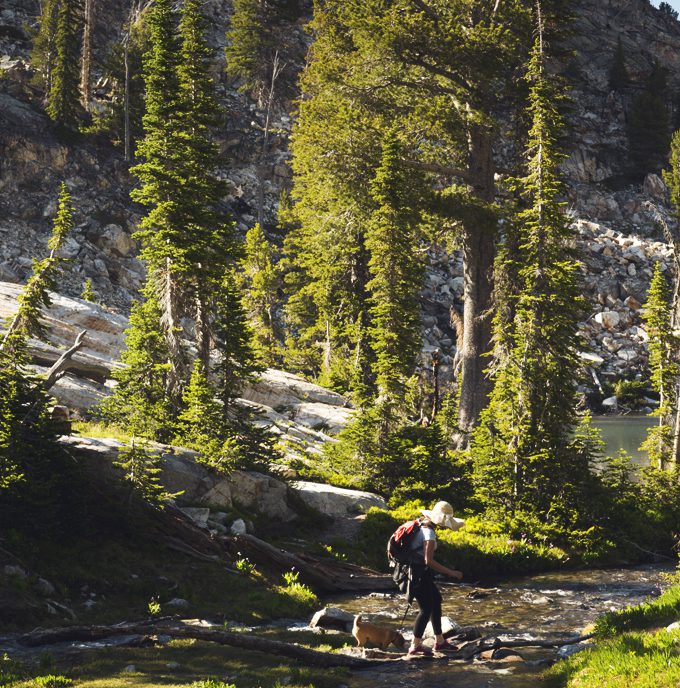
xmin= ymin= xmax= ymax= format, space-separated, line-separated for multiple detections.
xmin=329 ymin=562 xmax=676 ymax=688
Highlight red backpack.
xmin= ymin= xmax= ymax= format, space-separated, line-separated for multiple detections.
xmin=387 ymin=519 xmax=421 ymax=564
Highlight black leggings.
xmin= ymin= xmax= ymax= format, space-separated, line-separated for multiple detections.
xmin=412 ymin=571 xmax=442 ymax=638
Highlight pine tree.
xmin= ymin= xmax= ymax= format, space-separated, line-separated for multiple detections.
xmin=628 ymin=62 xmax=671 ymax=173
xmin=225 ymin=0 xmax=303 ymax=103
xmin=100 ymin=295 xmax=174 ymax=441
xmin=176 ymin=359 xmax=222 ymax=440
xmin=130 ymin=0 xmax=186 ymax=392
xmin=0 ymin=184 xmax=76 ymax=490
xmin=175 ymin=0 xmax=242 ymax=371
xmin=239 ymin=224 xmax=282 ymax=367
xmin=1 ymin=183 xmax=75 ymax=356
xmin=287 ymin=0 xmax=562 ymax=438
xmin=366 ymin=131 xmax=423 ymax=404
xmin=471 ymin=6 xmax=587 ymax=519
xmin=81 ymin=278 xmax=96 ymax=302
xmin=88 ymin=7 xmax=149 ymax=154
xmin=31 ymin=0 xmax=60 ymax=96
xmin=660 ymin=2 xmax=679 ymax=21
xmin=609 ymin=36 xmax=629 ymax=91
xmin=211 ymin=269 xmax=260 ymax=416
xmin=80 ymin=0 xmax=94 ymax=110
xmin=46 ymin=0 xmax=83 ymax=129
xmin=640 ymin=263 xmax=677 ymax=470
xmin=114 ymin=438 xmax=175 ymax=507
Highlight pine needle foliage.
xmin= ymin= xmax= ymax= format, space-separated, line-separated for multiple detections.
xmin=1 ymin=183 xmax=74 ymax=356
xmin=471 ymin=7 xmax=588 ymax=521
xmin=366 ymin=130 xmax=423 ymax=404
xmin=0 ymin=185 xmax=75 ymax=499
xmin=225 ymin=0 xmax=303 ymax=102
xmin=640 ymin=264 xmax=677 ymax=470
xmin=100 ymin=295 xmax=174 ymax=442
xmin=114 ymin=438 xmax=177 ymax=507
xmin=175 ymin=358 xmax=222 ymax=446
xmin=130 ymin=0 xmax=187 ymax=391
xmin=46 ymin=0 xmax=83 ymax=129
xmin=211 ymin=270 xmax=261 ymax=415
xmin=31 ymin=0 xmax=60 ymax=94
xmin=239 ymin=224 xmax=282 ymax=367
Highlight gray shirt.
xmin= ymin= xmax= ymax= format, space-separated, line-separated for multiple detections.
xmin=408 ymin=522 xmax=437 ymax=564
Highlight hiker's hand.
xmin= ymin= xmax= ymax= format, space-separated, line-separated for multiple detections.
xmin=450 ymin=569 xmax=463 ymax=581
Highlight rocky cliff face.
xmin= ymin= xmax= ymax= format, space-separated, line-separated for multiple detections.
xmin=1 ymin=0 xmax=679 ymax=402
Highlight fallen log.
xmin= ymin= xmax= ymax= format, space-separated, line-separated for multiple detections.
xmin=17 ymin=622 xmax=385 ymax=669
xmin=226 ymin=533 xmax=393 ymax=593
xmin=42 ymin=330 xmax=88 ymax=391
xmin=439 ymin=631 xmax=595 ymax=661
xmin=476 ymin=632 xmax=594 ymax=650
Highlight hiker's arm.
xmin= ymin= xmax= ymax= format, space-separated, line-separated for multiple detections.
xmin=423 ymin=540 xmax=463 ymax=580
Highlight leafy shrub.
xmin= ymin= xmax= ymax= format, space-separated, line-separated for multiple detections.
xmin=32 ymin=677 xmax=73 ymax=688
xmin=235 ymin=558 xmax=256 ymax=575
xmin=613 ymin=379 xmax=648 ymax=406
xmin=278 ymin=569 xmax=318 ymax=612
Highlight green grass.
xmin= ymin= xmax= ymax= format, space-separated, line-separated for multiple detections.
xmin=545 ymin=580 xmax=680 ymax=688
xmin=3 ymin=638 xmax=350 ymax=688
xmin=594 ymin=582 xmax=680 ymax=637
xmin=0 ymin=533 xmax=321 ymax=631
xmin=71 ymin=422 xmax=132 ymax=443
xmin=546 ymin=628 xmax=680 ymax=688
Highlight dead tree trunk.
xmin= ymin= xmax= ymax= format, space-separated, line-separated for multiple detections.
xmin=42 ymin=329 xmax=87 ymax=390
xmin=18 ymin=622 xmax=384 ymax=668
xmin=226 ymin=533 xmax=393 ymax=593
xmin=80 ymin=0 xmax=94 ymax=111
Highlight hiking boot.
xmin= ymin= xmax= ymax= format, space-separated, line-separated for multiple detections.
xmin=407 ymin=644 xmax=433 ymax=656
xmin=434 ymin=638 xmax=457 ymax=651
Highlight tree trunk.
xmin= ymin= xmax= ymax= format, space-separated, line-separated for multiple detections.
xmin=124 ymin=37 xmax=131 ymax=161
xmin=672 ymin=377 xmax=680 ymax=472
xmin=42 ymin=329 xmax=87 ymax=390
xmin=195 ymin=293 xmax=211 ymax=372
xmin=80 ymin=0 xmax=93 ymax=111
xmin=226 ymin=533 xmax=393 ymax=593
xmin=17 ymin=622 xmax=383 ymax=668
xmin=456 ymin=123 xmax=496 ymax=442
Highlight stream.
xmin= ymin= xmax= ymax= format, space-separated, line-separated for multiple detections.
xmin=0 ymin=563 xmax=674 ymax=687
xmin=328 ymin=562 xmax=676 ymax=688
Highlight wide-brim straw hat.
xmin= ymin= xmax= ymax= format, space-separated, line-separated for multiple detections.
xmin=421 ymin=501 xmax=465 ymax=531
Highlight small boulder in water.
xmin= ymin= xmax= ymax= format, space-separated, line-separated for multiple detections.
xmin=309 ymin=606 xmax=354 ymax=632
xmin=557 ymin=643 xmax=590 ymax=659
xmin=478 ymin=648 xmax=524 ymax=662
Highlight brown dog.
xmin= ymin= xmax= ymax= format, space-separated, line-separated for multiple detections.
xmin=352 ymin=614 xmax=406 ymax=651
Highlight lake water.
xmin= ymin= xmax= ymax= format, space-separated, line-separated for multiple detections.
xmin=592 ymin=415 xmax=656 ymax=465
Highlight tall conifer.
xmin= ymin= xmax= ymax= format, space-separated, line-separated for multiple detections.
xmin=31 ymin=0 xmax=60 ymax=96
xmin=472 ymin=5 xmax=586 ymax=518
xmin=46 ymin=0 xmax=83 ymax=128
xmin=130 ymin=0 xmax=186 ymax=392
xmin=175 ymin=0 xmax=242 ymax=371
xmin=640 ymin=264 xmax=677 ymax=471
xmin=240 ymin=224 xmax=282 ymax=367
xmin=0 ymin=184 xmax=75 ymax=490
xmin=101 ymin=296 xmax=174 ymax=441
xmin=366 ymin=131 xmax=423 ymax=404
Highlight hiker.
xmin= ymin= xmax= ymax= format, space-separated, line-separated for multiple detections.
xmin=407 ymin=500 xmax=464 ymax=656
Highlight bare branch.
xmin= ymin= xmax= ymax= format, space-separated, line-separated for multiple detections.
xmin=43 ymin=329 xmax=88 ymax=391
